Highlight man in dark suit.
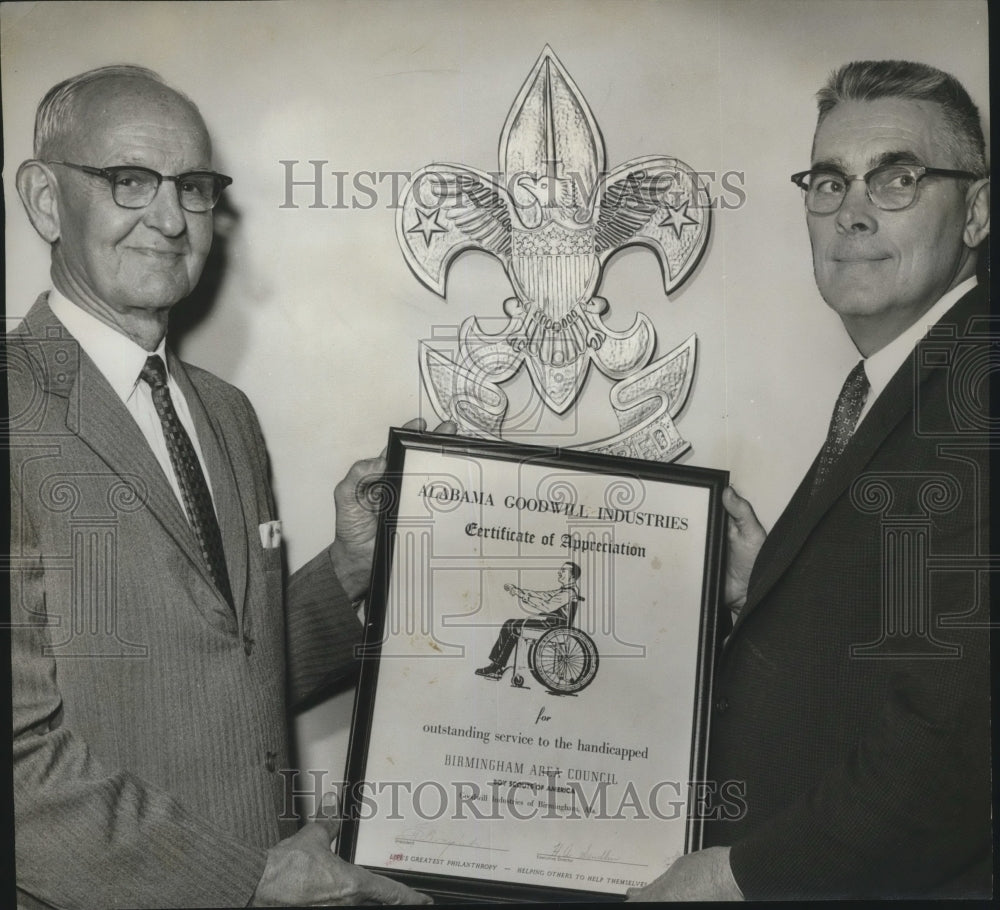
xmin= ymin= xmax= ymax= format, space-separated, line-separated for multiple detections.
xmin=629 ymin=61 xmax=991 ymax=900
xmin=8 ymin=65 xmax=432 ymax=907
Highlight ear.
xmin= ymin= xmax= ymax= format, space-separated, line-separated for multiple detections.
xmin=16 ymin=160 xmax=61 ymax=244
xmin=963 ymin=177 xmax=990 ymax=248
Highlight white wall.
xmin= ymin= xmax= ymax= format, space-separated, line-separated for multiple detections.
xmin=3 ymin=0 xmax=989 ymax=795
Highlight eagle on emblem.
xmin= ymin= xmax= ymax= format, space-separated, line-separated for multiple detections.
xmin=398 ymin=46 xmax=709 ymax=456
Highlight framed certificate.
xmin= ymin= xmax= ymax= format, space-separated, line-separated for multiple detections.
xmin=339 ymin=429 xmax=727 ymax=901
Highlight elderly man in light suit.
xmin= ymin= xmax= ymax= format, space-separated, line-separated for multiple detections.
xmin=8 ymin=65 xmax=434 ymax=907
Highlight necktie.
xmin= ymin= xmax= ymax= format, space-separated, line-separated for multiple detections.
xmin=140 ymin=355 xmax=235 ymax=611
xmin=811 ymin=360 xmax=869 ymax=494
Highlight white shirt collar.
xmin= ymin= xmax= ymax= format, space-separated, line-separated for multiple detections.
xmin=47 ymin=287 xmax=168 ymax=404
xmin=862 ymin=276 xmax=977 ymax=411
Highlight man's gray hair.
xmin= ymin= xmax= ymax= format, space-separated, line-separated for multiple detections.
xmin=816 ymin=60 xmax=987 ymax=178
xmin=34 ymin=64 xmax=201 ymax=159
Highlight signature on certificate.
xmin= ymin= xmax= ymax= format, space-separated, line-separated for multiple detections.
xmin=539 ymin=841 xmax=644 ymax=866
xmin=396 ymin=823 xmax=502 ymax=858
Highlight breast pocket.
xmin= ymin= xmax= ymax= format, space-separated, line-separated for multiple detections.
xmin=253 ymin=536 xmax=285 ymax=621
xmin=261 ymin=545 xmax=283 ymax=574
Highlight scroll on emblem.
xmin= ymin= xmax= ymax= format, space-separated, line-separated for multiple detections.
xmin=397 ymin=46 xmax=709 ymax=461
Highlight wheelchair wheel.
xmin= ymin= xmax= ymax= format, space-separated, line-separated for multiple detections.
xmin=528 ymin=627 xmax=599 ymax=694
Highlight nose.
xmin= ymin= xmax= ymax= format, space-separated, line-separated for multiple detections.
xmin=142 ymin=179 xmax=188 ymax=237
xmin=834 ymin=177 xmax=877 ymax=235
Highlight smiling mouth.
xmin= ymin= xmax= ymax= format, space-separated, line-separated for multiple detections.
xmin=131 ymin=248 xmax=185 ymax=258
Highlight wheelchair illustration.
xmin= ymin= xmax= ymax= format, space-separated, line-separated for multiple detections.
xmin=510 ymin=620 xmax=600 ymax=695
xmin=477 ymin=564 xmax=601 ymax=695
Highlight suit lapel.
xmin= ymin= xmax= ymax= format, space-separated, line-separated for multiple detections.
xmin=170 ymin=353 xmax=250 ymax=622
xmin=732 ymin=287 xmax=985 ymax=634
xmin=735 ymin=384 xmax=910 ymax=631
xmin=20 ymin=297 xmax=237 ymax=627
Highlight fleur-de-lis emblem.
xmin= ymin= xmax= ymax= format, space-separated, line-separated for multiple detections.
xmin=398 ymin=46 xmax=709 ymax=460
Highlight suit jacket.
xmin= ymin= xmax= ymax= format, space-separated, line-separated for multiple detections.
xmin=703 ymin=287 xmax=992 ymax=898
xmin=8 ymin=295 xmax=364 ymax=908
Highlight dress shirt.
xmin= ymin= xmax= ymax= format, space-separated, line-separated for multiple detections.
xmin=856 ymin=276 xmax=978 ymax=426
xmin=524 ymin=583 xmax=580 ymax=620
xmin=47 ymin=287 xmax=217 ymax=517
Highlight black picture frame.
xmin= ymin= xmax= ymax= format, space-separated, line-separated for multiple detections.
xmin=338 ymin=428 xmax=728 ymax=902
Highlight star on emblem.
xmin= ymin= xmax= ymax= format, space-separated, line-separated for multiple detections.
xmin=407 ymin=207 xmax=448 ymax=246
xmin=658 ymin=199 xmax=699 ymax=238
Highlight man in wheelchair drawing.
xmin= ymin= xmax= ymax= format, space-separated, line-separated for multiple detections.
xmin=476 ymin=561 xmax=599 ymax=694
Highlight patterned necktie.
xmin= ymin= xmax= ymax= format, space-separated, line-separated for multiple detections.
xmin=811 ymin=360 xmax=869 ymax=495
xmin=140 ymin=355 xmax=235 ymax=611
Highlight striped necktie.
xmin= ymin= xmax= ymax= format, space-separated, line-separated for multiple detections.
xmin=140 ymin=355 xmax=235 ymax=611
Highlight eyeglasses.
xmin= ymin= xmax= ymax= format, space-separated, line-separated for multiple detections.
xmin=47 ymin=161 xmax=233 ymax=212
xmin=790 ymin=163 xmax=977 ymax=214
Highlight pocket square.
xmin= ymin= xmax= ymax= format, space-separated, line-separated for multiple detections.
xmin=259 ymin=520 xmax=282 ymax=549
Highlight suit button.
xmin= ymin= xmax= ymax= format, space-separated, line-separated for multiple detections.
xmin=715 ymin=696 xmax=730 ymax=714
xmin=265 ymin=750 xmax=277 ymax=773
xmin=243 ymin=635 xmax=254 ymax=656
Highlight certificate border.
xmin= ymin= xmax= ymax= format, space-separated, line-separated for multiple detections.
xmin=339 ymin=429 xmax=728 ymax=902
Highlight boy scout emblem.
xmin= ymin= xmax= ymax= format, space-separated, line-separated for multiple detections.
xmin=398 ymin=46 xmax=709 ymax=460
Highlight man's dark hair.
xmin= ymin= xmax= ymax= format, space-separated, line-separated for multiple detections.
xmin=563 ymin=561 xmax=582 ymax=582
xmin=816 ymin=60 xmax=987 ymax=178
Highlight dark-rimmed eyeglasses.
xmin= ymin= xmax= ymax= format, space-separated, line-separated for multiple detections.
xmin=47 ymin=161 xmax=233 ymax=212
xmin=790 ymin=163 xmax=977 ymax=214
